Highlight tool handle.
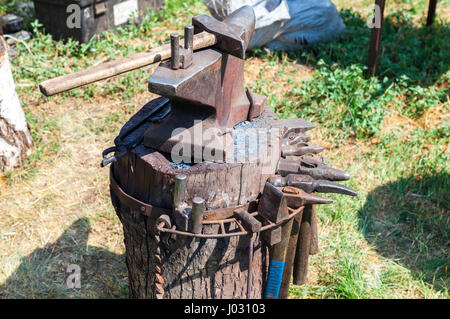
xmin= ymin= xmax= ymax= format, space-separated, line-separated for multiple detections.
xmin=39 ymin=31 xmax=216 ymax=96
xmin=264 ymin=218 xmax=294 ymax=299
xmin=234 ymin=209 xmax=261 ymax=233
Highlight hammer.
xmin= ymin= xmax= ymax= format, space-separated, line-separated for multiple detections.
xmin=39 ymin=6 xmax=255 ymax=97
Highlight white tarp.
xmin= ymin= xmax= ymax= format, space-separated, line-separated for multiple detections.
xmin=203 ymin=0 xmax=345 ymax=49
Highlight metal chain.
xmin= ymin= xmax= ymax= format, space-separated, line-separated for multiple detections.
xmin=154 ymin=224 xmax=165 ymax=299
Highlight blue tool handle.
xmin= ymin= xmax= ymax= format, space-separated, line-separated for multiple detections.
xmin=264 ymin=260 xmax=285 ymax=299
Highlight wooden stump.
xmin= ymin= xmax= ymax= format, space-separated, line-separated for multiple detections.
xmin=110 ymin=106 xmax=282 ymax=299
xmin=0 ymin=36 xmax=33 ymax=173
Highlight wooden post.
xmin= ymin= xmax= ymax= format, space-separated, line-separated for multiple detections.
xmin=367 ymin=0 xmax=386 ymax=76
xmin=0 ymin=36 xmax=33 ymax=174
xmin=110 ymin=106 xmax=284 ymax=299
xmin=309 ymin=205 xmax=319 ymax=255
xmin=292 ymin=204 xmax=313 ymax=285
xmin=426 ymin=0 xmax=438 ymax=26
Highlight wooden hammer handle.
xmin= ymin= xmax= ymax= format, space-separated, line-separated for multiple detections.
xmin=39 ymin=31 xmax=216 ymax=97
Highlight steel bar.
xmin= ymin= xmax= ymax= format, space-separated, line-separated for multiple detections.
xmin=170 ymin=33 xmax=180 ymax=70
xmin=184 ymin=25 xmax=194 ymax=49
xmin=235 ymin=219 xmax=246 ymax=233
xmin=173 ymin=174 xmax=187 ymax=207
xmin=191 ymin=197 xmax=205 ymax=234
xmin=157 ymin=207 xmax=304 ymax=238
xmin=247 ymin=234 xmax=254 ymax=299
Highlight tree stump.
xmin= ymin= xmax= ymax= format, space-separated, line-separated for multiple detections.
xmin=0 ymin=36 xmax=32 ymax=173
xmin=110 ymin=104 xmax=282 ymax=299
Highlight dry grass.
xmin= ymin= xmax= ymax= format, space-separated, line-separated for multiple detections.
xmin=1 ymin=0 xmax=448 ymax=298
xmin=0 ymin=90 xmax=163 ymax=297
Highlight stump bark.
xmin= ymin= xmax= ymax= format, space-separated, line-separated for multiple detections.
xmin=110 ymin=105 xmax=281 ymax=299
xmin=0 ymin=37 xmax=32 ymax=173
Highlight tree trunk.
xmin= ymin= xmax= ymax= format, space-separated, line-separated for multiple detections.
xmin=110 ymin=106 xmax=282 ymax=299
xmin=0 ymin=36 xmax=33 ymax=173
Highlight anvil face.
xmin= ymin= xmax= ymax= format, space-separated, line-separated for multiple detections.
xmin=148 ymin=48 xmax=250 ymax=129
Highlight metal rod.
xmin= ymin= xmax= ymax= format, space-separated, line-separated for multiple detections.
xmin=170 ymin=33 xmax=180 ymax=70
xmin=202 ymin=211 xmax=257 ymax=224
xmin=157 ymin=207 xmax=304 ymax=238
xmin=235 ymin=219 xmax=246 ymax=232
xmin=247 ymin=234 xmax=254 ymax=299
xmin=184 ymin=25 xmax=194 ymax=49
xmin=192 ymin=197 xmax=204 ymax=234
xmin=173 ymin=174 xmax=187 ymax=207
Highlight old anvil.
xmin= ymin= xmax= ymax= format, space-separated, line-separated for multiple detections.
xmin=143 ymin=6 xmax=268 ymax=162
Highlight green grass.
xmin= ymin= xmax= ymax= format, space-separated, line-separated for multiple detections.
xmin=1 ymin=0 xmax=448 ymax=298
xmin=289 ymin=124 xmax=449 ymax=298
xmin=250 ymin=8 xmax=449 ymax=141
xmin=248 ymin=1 xmax=449 ymax=298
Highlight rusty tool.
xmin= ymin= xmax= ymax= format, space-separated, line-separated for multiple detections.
xmin=270 ymin=118 xmax=315 ymax=137
xmin=268 ymin=174 xmax=357 ymax=196
xmin=258 ymin=182 xmax=288 ymax=246
xmin=258 ymin=183 xmax=290 ymax=299
xmin=283 ymin=132 xmax=311 ymax=144
xmin=142 ymin=6 xmax=266 ymax=162
xmin=39 ymin=7 xmax=269 ymax=165
xmin=258 ymin=182 xmax=289 ymax=223
xmin=154 ymin=213 xmax=172 ymax=299
xmin=172 ymin=174 xmax=189 ymax=231
xmin=191 ymin=197 xmax=205 ymax=234
xmin=264 ymin=218 xmax=294 ymax=299
xmin=234 ymin=209 xmax=262 ymax=299
xmin=282 ymin=186 xmax=333 ymax=208
xmin=258 ymin=182 xmax=331 ymax=245
xmin=284 ymin=154 xmax=328 ymax=165
xmin=278 ymin=157 xmax=350 ymax=181
xmin=39 ymin=6 xmax=256 ymax=97
xmin=259 ymin=184 xmax=325 ymax=299
xmin=278 ymin=213 xmax=302 ymax=299
xmin=281 ymin=142 xmax=324 ymax=157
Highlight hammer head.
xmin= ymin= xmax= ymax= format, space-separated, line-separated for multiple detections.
xmin=192 ymin=5 xmax=255 ymax=59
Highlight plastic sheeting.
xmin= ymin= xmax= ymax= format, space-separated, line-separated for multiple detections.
xmin=203 ymin=0 xmax=345 ymax=49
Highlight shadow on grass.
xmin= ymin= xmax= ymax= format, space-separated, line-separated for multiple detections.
xmin=0 ymin=218 xmax=128 ymax=298
xmin=358 ymin=172 xmax=449 ymax=293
